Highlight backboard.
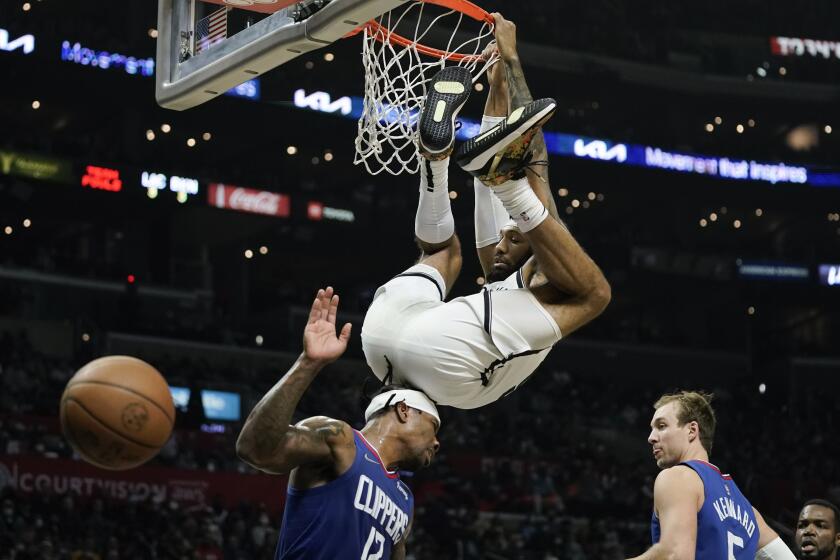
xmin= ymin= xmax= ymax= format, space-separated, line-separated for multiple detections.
xmin=156 ymin=0 xmax=408 ymax=110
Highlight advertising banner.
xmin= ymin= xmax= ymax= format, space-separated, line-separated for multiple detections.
xmin=0 ymin=150 xmax=74 ymax=182
xmin=0 ymin=455 xmax=288 ymax=513
xmin=770 ymin=36 xmax=840 ymax=59
xmin=208 ymin=183 xmax=290 ymax=217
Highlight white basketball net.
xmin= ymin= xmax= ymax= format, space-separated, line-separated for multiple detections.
xmin=354 ymin=1 xmax=497 ymax=176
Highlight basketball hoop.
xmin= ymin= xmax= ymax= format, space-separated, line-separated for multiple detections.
xmin=352 ymin=0 xmax=498 ymax=176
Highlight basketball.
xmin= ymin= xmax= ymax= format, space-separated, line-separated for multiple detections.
xmin=59 ymin=356 xmax=175 ymax=471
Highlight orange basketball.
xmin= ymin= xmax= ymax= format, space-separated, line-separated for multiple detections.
xmin=60 ymin=355 xmax=175 ymax=471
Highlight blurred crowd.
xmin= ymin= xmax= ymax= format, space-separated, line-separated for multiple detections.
xmin=0 ymin=490 xmax=280 ymax=560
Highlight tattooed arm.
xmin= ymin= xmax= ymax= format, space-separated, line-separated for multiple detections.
xmin=493 ymin=13 xmax=534 ymax=110
xmin=236 ymin=287 xmax=355 ymax=475
xmin=391 ymin=506 xmax=414 ymax=560
xmin=492 ymin=12 xmax=559 ymax=220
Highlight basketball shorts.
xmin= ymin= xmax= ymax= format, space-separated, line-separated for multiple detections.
xmin=361 ymin=264 xmax=562 ymax=409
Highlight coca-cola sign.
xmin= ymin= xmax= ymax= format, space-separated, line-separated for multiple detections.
xmin=208 ymin=183 xmax=290 ymax=217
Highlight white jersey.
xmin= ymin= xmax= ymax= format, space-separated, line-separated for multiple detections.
xmin=361 ymin=264 xmax=561 ymax=409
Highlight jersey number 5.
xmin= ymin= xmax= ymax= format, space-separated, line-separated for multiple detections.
xmin=362 ymin=527 xmax=385 ymax=560
xmin=727 ymin=531 xmax=745 ymax=560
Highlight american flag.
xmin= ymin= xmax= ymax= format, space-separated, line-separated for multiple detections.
xmin=195 ymin=6 xmax=228 ymax=54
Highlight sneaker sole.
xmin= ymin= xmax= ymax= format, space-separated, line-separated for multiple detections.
xmin=455 ymin=99 xmax=557 ymax=171
xmin=419 ymin=66 xmax=473 ymax=158
xmin=477 ymin=125 xmax=547 ymax=186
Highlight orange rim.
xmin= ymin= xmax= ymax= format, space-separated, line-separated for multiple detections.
xmin=347 ymin=0 xmax=494 ymax=62
xmin=418 ymin=0 xmax=494 ymax=24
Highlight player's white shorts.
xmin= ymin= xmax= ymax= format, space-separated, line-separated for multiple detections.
xmin=361 ymin=264 xmax=562 ymax=409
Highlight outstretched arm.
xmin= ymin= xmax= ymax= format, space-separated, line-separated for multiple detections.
xmin=488 ymin=13 xmax=608 ymax=335
xmin=236 ymin=287 xmax=354 ymax=475
xmin=492 ymin=12 xmax=559 ymax=221
xmin=475 ymin=46 xmax=512 ymax=278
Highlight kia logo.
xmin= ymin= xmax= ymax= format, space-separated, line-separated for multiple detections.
xmin=0 ymin=28 xmax=35 ymax=55
xmin=573 ymin=139 xmax=627 ymax=163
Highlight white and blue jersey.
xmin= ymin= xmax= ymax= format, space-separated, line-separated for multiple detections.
xmin=362 ymin=263 xmax=561 ymax=409
xmin=275 ymin=430 xmax=413 ymax=559
xmin=652 ymin=460 xmax=759 ymax=560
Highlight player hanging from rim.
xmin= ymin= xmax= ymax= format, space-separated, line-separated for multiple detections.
xmin=469 ymin=17 xmax=556 ymax=286
xmin=630 ymin=391 xmax=797 ymax=560
xmin=361 ymin=12 xmax=611 ymax=409
xmin=237 ymin=287 xmax=441 ymax=560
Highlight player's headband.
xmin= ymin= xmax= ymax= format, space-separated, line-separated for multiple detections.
xmin=364 ymin=389 xmax=440 ymax=428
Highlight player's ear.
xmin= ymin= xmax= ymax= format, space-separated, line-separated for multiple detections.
xmin=687 ymin=420 xmax=699 ymax=442
xmin=394 ymin=401 xmax=410 ymax=424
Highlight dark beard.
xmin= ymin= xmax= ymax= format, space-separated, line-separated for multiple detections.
xmin=400 ymin=454 xmax=426 ymax=472
xmin=486 ymin=253 xmax=530 ymax=284
xmin=486 ymin=268 xmax=512 ymax=283
xmin=797 ymin=543 xmax=837 ymax=560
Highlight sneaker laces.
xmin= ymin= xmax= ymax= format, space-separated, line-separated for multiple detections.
xmin=522 ymin=159 xmax=550 ymax=182
xmin=509 ymin=150 xmax=549 ymax=181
